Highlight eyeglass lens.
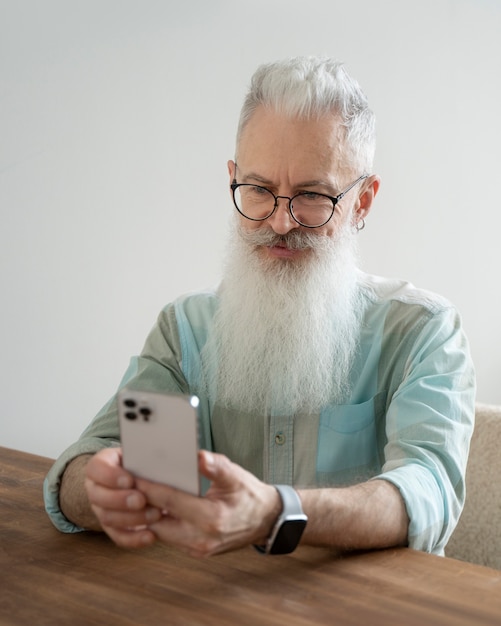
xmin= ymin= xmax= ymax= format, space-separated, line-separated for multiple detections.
xmin=233 ymin=185 xmax=334 ymax=227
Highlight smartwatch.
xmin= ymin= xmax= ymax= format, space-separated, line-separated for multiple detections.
xmin=254 ymin=485 xmax=308 ymax=555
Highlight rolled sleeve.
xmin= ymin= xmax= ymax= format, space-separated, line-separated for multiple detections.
xmin=43 ymin=436 xmax=120 ymax=533
xmin=375 ymin=306 xmax=475 ymax=553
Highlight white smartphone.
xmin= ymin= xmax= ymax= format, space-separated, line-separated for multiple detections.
xmin=118 ymin=388 xmax=200 ymax=495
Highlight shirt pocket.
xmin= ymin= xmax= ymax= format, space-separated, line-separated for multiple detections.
xmin=317 ymin=393 xmax=386 ymax=483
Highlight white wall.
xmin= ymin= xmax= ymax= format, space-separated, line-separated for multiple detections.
xmin=1 ymin=0 xmax=500 ymax=458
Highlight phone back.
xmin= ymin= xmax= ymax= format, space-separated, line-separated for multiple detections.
xmin=118 ymin=389 xmax=200 ymax=495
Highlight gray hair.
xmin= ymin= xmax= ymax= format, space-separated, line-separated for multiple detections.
xmin=236 ymin=56 xmax=376 ymax=173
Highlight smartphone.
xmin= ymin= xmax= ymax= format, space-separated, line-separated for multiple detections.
xmin=118 ymin=388 xmax=200 ymax=495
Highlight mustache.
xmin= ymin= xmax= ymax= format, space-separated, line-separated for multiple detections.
xmin=237 ymin=226 xmax=331 ymax=251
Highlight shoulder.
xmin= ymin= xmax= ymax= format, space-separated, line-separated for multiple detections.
xmin=356 ymin=271 xmax=466 ymax=352
xmin=153 ymin=288 xmax=220 ymax=353
xmin=157 ymin=288 xmax=220 ymax=323
xmin=172 ymin=288 xmax=220 ymax=322
xmin=357 ymin=271 xmax=456 ymax=316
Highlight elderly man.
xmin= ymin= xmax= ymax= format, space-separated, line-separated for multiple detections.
xmin=44 ymin=56 xmax=475 ymax=557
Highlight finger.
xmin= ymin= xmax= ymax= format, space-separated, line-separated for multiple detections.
xmin=85 ymin=447 xmax=134 ymax=489
xmin=102 ymin=524 xmax=157 ymax=550
xmin=148 ymin=515 xmax=220 ymax=558
xmin=138 ymin=452 xmax=243 ymax=524
xmin=198 ymin=450 xmax=242 ymax=491
xmin=198 ymin=450 xmax=229 ymax=480
xmin=91 ymin=502 xmax=162 ymax=530
xmin=85 ymin=479 xmax=147 ymax=512
xmin=136 ymin=478 xmax=208 ymax=524
xmin=136 ymin=478 xmax=185 ymax=510
xmin=85 ymin=475 xmax=163 ymax=530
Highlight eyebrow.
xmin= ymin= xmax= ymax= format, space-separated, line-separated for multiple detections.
xmin=240 ymin=170 xmax=340 ymax=195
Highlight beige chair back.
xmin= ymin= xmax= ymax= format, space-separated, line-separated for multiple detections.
xmin=446 ymin=403 xmax=501 ymax=569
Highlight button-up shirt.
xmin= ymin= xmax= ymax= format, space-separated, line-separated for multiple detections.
xmin=44 ymin=272 xmax=475 ymax=554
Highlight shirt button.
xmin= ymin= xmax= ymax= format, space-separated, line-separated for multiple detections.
xmin=275 ymin=432 xmax=285 ymax=445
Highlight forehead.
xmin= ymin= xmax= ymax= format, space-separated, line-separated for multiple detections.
xmin=237 ymin=106 xmax=350 ymax=182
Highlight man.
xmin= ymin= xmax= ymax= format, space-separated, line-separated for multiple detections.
xmin=44 ymin=56 xmax=475 ymax=558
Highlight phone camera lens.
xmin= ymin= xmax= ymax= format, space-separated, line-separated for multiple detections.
xmin=139 ymin=407 xmax=152 ymax=421
xmin=124 ymin=398 xmax=136 ymax=408
xmin=125 ymin=411 xmax=137 ymax=420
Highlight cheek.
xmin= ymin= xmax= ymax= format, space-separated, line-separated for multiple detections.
xmin=318 ymin=218 xmax=342 ymax=239
xmin=238 ymin=215 xmax=264 ymax=232
xmin=315 ymin=209 xmax=354 ymax=240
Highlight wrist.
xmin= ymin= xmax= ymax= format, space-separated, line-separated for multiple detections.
xmin=254 ymin=485 xmax=308 ymax=555
xmin=255 ymin=484 xmax=283 ymax=545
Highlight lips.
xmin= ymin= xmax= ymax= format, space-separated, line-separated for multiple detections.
xmin=266 ymin=243 xmax=304 ymax=259
xmin=271 ymin=236 xmax=307 ymax=251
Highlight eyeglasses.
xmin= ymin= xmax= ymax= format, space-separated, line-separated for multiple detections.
xmin=231 ymin=173 xmax=368 ymax=228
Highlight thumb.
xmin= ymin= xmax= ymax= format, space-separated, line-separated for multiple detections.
xmin=198 ymin=450 xmax=236 ymax=488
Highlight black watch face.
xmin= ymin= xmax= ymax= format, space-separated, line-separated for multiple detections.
xmin=269 ymin=519 xmax=307 ymax=555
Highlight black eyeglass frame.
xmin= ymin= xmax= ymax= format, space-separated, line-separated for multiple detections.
xmin=230 ymin=173 xmax=369 ymax=228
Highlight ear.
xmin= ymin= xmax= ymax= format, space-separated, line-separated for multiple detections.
xmin=228 ymin=160 xmax=236 ymax=182
xmin=354 ymin=175 xmax=380 ymax=225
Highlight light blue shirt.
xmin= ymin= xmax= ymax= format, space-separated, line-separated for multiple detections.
xmin=44 ymin=272 xmax=475 ymax=554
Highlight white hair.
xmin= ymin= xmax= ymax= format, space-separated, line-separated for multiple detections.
xmin=236 ymin=56 xmax=376 ymax=173
xmin=199 ymin=219 xmax=364 ymax=415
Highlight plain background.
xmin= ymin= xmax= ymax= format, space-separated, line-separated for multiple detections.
xmin=1 ymin=0 xmax=500 ymax=458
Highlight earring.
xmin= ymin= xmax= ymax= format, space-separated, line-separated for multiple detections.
xmin=356 ymin=218 xmax=366 ymax=232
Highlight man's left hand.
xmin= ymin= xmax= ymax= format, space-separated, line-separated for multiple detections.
xmin=136 ymin=450 xmax=281 ymax=558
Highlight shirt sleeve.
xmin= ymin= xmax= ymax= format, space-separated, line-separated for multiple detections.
xmin=374 ymin=305 xmax=476 ymax=554
xmin=43 ymin=304 xmax=189 ymax=532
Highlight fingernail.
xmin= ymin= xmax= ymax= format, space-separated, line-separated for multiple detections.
xmin=118 ymin=475 xmax=131 ymax=489
xmin=204 ymin=451 xmax=214 ymax=467
xmin=145 ymin=508 xmax=161 ymax=523
xmin=141 ymin=532 xmax=154 ymax=545
xmin=126 ymin=493 xmax=142 ymax=509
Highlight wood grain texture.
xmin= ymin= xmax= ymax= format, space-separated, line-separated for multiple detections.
xmin=1 ymin=446 xmax=501 ymax=626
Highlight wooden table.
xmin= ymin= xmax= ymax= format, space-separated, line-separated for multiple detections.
xmin=1 ymin=446 xmax=501 ymax=626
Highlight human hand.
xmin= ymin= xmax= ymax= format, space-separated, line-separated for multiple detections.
xmin=84 ymin=447 xmax=163 ymax=548
xmin=136 ymin=450 xmax=281 ymax=558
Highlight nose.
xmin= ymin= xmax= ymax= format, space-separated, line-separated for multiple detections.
xmin=267 ymin=196 xmax=300 ymax=235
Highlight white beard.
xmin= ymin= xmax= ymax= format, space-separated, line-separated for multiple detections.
xmin=200 ymin=219 xmax=364 ymax=415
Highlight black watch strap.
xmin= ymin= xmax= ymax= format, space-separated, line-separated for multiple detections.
xmin=254 ymin=485 xmax=307 ymax=555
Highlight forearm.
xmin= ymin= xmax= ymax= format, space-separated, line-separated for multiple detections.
xmin=298 ymin=479 xmax=409 ymax=551
xmin=59 ymin=454 xmax=102 ymax=531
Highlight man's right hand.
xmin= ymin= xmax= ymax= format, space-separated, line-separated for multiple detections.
xmin=83 ymin=447 xmax=162 ymax=547
xmin=59 ymin=448 xmax=161 ymax=548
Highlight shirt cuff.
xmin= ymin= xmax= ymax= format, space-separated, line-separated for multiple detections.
xmin=43 ymin=437 xmax=119 ymax=533
xmin=373 ymin=464 xmax=450 ymax=555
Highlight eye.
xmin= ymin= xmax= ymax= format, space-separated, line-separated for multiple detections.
xmin=239 ymin=185 xmax=273 ymax=202
xmin=249 ymin=185 xmax=270 ymax=195
xmin=300 ymin=191 xmax=323 ymax=200
xmin=295 ymin=191 xmax=332 ymax=205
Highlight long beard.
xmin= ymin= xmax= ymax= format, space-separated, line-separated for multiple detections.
xmin=200 ymin=220 xmax=364 ymax=415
